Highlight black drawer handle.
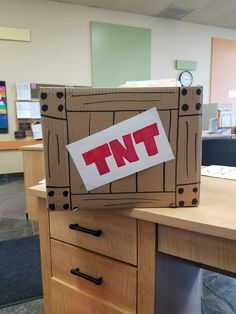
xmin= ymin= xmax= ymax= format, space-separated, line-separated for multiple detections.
xmin=70 ymin=268 xmax=102 ymax=286
xmin=69 ymin=223 xmax=102 ymax=237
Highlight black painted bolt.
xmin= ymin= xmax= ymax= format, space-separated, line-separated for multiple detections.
xmin=63 ymin=191 xmax=68 ymax=197
xmin=182 ymin=104 xmax=189 ymax=111
xmin=48 ymin=191 xmax=54 ymax=197
xmin=178 ymin=187 xmax=184 ymax=194
xmin=41 ymin=92 xmax=47 ymax=100
xmin=193 ymin=187 xmax=198 ymax=193
xmin=179 ymin=201 xmax=185 ymax=207
xmin=192 ymin=199 xmax=198 ymax=205
xmin=49 ymin=204 xmax=55 ymax=210
xmin=196 ymin=89 xmax=201 ymax=95
xmin=58 ymin=104 xmax=64 ymax=112
xmin=57 ymin=92 xmax=64 ymax=99
xmin=196 ymin=103 xmax=201 ymax=110
xmin=182 ymin=88 xmax=188 ymax=96
xmin=63 ymin=203 xmax=69 ymax=210
xmin=41 ymin=104 xmax=48 ymax=112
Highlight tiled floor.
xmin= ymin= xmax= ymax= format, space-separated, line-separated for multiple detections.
xmin=0 ymin=299 xmax=44 ymax=314
xmin=202 ymin=271 xmax=236 ymax=314
xmin=0 ymin=175 xmax=236 ymax=314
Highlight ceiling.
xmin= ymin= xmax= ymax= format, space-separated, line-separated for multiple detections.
xmin=49 ymin=0 xmax=236 ymax=29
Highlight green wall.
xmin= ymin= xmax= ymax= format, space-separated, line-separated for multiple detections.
xmin=91 ymin=22 xmax=151 ymax=87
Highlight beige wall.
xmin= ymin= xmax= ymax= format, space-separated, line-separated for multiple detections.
xmin=1 ymin=0 xmax=236 ymax=173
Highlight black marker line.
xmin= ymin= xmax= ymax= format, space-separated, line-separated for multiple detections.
xmin=176 ymin=181 xmax=200 ymax=186
xmin=82 ymin=99 xmax=161 ymax=105
xmin=186 ymin=121 xmax=189 ymax=178
xmin=175 ymin=88 xmax=180 ymax=206
xmin=82 ymin=197 xmax=162 ymax=201
xmin=105 ymin=201 xmax=155 ymax=207
xmin=41 ymin=114 xmax=66 ymax=121
xmin=88 ymin=112 xmax=91 ymax=136
xmin=66 ymin=108 xmax=178 ymax=113
xmin=163 ymin=163 xmax=166 ymax=192
xmin=195 ymin=132 xmax=198 ymax=173
xmin=65 ymin=88 xmax=72 ymax=209
xmin=56 ymin=135 xmax=60 ymax=164
xmin=108 ymin=112 xmax=117 ymax=194
xmin=71 ymin=91 xmax=177 ymax=97
xmin=47 ymin=129 xmax=51 ymax=178
xmin=168 ymin=110 xmax=172 ymax=142
xmin=46 ymin=185 xmax=70 ymax=189
xmin=72 ymin=190 xmax=175 ymax=195
xmin=179 ymin=113 xmax=202 ymax=118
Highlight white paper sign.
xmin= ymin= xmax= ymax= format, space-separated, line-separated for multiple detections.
xmin=16 ymin=101 xmax=41 ymax=119
xmin=67 ymin=108 xmax=174 ymax=191
xmin=31 ymin=122 xmax=42 ymax=140
xmin=16 ymin=83 xmax=31 ymax=100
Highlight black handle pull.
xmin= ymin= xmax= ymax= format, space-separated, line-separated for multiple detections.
xmin=69 ymin=223 xmax=102 ymax=237
xmin=70 ymin=268 xmax=102 ymax=286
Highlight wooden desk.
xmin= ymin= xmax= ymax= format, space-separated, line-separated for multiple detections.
xmin=30 ymin=176 xmax=236 ymax=313
xmin=19 ymin=143 xmax=44 ymax=220
xmin=0 ymin=140 xmax=42 ymax=150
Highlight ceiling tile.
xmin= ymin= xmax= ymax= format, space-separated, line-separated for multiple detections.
xmin=206 ymin=7 xmax=236 ymax=29
xmin=62 ymin=0 xmax=97 ymax=5
xmin=127 ymin=0 xmax=175 ymax=16
xmin=45 ymin=0 xmax=236 ymax=29
xmin=182 ymin=0 xmax=236 ymax=25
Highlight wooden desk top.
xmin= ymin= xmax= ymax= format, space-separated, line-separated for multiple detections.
xmin=19 ymin=143 xmax=43 ymax=151
xmin=0 ymin=140 xmax=43 ymax=151
xmin=30 ymin=175 xmax=236 ymax=241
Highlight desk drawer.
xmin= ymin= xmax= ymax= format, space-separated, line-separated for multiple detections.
xmin=50 ymin=210 xmax=137 ymax=265
xmin=50 ymin=278 xmax=134 ymax=314
xmin=51 ymin=239 xmax=137 ymax=313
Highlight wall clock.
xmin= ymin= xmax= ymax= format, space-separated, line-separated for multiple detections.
xmin=179 ymin=71 xmax=193 ymax=86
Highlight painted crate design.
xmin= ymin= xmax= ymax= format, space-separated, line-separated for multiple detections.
xmin=40 ymin=86 xmax=202 ymax=210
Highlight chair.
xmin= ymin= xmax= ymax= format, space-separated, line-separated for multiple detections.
xmin=202 ymin=138 xmax=236 ymax=166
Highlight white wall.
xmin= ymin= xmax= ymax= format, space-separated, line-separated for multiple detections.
xmin=1 ymin=0 xmax=236 ymax=172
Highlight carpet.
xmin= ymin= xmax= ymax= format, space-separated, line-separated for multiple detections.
xmin=0 ymin=235 xmax=43 ymax=308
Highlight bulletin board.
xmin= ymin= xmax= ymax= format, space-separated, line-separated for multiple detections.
xmin=15 ymin=82 xmax=76 ymax=137
xmin=211 ymin=37 xmax=236 ymax=116
xmin=90 ymin=22 xmax=151 ymax=87
xmin=0 ymin=81 xmax=8 ymax=133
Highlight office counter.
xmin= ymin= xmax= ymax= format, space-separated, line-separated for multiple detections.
xmin=19 ymin=143 xmax=44 ymax=220
xmin=30 ymin=175 xmax=236 ymax=313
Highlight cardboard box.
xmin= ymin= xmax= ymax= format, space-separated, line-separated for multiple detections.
xmin=40 ymin=86 xmax=202 ymax=210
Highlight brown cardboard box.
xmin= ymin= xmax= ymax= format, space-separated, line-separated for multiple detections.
xmin=40 ymin=86 xmax=202 ymax=210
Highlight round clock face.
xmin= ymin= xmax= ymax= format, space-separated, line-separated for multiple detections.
xmin=179 ymin=71 xmax=193 ymax=87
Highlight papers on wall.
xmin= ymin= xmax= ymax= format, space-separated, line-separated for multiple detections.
xmin=16 ymin=83 xmax=31 ymax=100
xmin=201 ymin=165 xmax=236 ymax=180
xmin=31 ymin=122 xmax=42 ymax=140
xmin=16 ymin=101 xmax=41 ymax=119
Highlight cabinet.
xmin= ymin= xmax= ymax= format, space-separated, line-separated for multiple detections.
xmin=37 ymin=197 xmax=156 ymax=314
xmin=30 ymin=173 xmax=236 ymax=313
xmin=50 ymin=210 xmax=137 ymax=313
xmin=28 ymin=188 xmax=206 ymax=314
xmin=20 ymin=143 xmax=44 ymax=220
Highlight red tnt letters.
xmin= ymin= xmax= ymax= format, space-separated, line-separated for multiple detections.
xmin=82 ymin=144 xmax=111 ymax=175
xmin=133 ymin=123 xmax=159 ymax=156
xmin=109 ymin=134 xmax=139 ymax=167
xmin=82 ymin=123 xmax=160 ymax=176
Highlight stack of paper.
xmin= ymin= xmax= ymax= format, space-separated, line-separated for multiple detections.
xmin=201 ymin=165 xmax=236 ymax=180
xmin=120 ymin=79 xmax=178 ymax=87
